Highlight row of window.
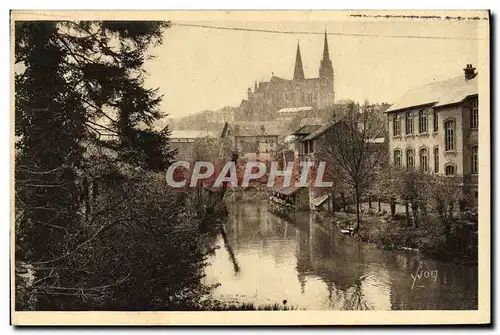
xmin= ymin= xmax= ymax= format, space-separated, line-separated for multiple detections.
xmin=392 ymin=101 xmax=478 ymax=138
xmin=393 ymin=145 xmax=478 ymax=175
xmin=394 ymin=118 xmax=457 ymax=152
xmin=283 ymin=92 xmax=317 ymax=104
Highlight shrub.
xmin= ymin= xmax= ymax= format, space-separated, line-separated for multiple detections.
xmin=18 ymin=172 xmax=219 ymax=311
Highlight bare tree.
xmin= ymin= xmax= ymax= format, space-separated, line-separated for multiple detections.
xmin=317 ymin=102 xmax=386 ymax=233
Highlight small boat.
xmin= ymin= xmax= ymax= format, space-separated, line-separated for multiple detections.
xmin=340 ymin=228 xmax=353 ymax=235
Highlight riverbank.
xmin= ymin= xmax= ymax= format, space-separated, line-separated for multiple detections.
xmin=319 ymin=206 xmax=478 ymax=264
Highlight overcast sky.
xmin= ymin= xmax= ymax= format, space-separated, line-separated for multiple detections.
xmin=143 ymin=19 xmax=481 ymax=118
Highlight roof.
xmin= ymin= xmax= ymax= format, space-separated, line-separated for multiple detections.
xmin=292 ymin=124 xmax=322 ymax=136
xmin=277 ymin=106 xmax=313 ymax=114
xmin=302 ymin=121 xmax=337 ymax=141
xmin=311 ymin=194 xmax=330 ymax=207
xmin=170 ymin=130 xmax=215 ymax=139
xmin=227 ymin=121 xmax=289 ymax=137
xmin=273 ymin=186 xmax=300 ymax=196
xmin=386 ymin=75 xmax=478 ymax=113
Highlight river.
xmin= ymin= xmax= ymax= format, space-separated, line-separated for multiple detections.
xmin=202 ymin=199 xmax=478 ymax=310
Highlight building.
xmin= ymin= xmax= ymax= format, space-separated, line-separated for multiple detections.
xmin=220 ymin=121 xmax=290 ymax=162
xmin=385 ymin=64 xmax=479 ymax=197
xmin=170 ymin=130 xmax=216 ymax=161
xmin=276 ymin=106 xmax=313 ymax=121
xmin=237 ymin=31 xmax=335 ymax=121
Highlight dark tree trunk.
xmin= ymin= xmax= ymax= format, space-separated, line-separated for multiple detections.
xmin=410 ymin=201 xmax=419 ymax=228
xmin=353 ymin=185 xmax=361 ymax=234
xmin=390 ymin=197 xmax=396 ymax=216
xmin=368 ymin=195 xmax=372 ymax=209
xmin=422 ymin=203 xmax=427 ymax=217
xmin=405 ymin=201 xmax=410 ymax=226
xmin=331 ymin=192 xmax=336 ymax=214
xmin=92 ymin=180 xmax=98 ymax=201
xmin=341 ymin=192 xmax=346 ymax=211
xmin=83 ymin=176 xmax=91 ymax=221
xmin=378 ymin=197 xmax=382 ymax=212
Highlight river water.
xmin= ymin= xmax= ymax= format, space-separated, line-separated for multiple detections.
xmin=202 ymin=199 xmax=478 ymax=310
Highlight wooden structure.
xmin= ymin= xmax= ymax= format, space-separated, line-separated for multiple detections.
xmin=267 ymin=187 xmax=300 ymax=221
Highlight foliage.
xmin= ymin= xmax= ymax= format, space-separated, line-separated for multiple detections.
xmin=316 ymin=101 xmax=386 ymax=231
xmin=14 ymin=21 xmax=212 ymax=311
xmin=22 ymin=172 xmax=213 ymax=310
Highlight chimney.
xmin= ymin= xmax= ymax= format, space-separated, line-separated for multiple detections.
xmin=464 ymin=64 xmax=477 ymax=80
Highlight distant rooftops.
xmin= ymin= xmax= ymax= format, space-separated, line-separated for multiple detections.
xmin=221 ymin=121 xmax=289 ymax=137
xmin=302 ymin=121 xmax=337 ymax=141
xmin=386 ymin=65 xmax=478 ymax=113
xmin=277 ymin=106 xmax=313 ymax=114
xmin=292 ymin=124 xmax=322 ymax=136
xmin=170 ymin=130 xmax=215 ymax=139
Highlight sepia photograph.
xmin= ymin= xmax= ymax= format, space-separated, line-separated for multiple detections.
xmin=10 ymin=10 xmax=490 ymax=325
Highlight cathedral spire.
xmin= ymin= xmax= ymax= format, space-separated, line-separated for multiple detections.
xmin=319 ymin=30 xmax=334 ymax=79
xmin=322 ymin=29 xmax=330 ymax=61
xmin=293 ymin=40 xmax=305 ymax=81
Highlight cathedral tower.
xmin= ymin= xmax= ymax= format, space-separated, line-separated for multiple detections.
xmin=293 ymin=41 xmax=305 ymax=81
xmin=319 ymin=30 xmax=334 ymax=79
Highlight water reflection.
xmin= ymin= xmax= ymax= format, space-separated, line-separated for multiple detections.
xmin=203 ymin=200 xmax=478 ymax=310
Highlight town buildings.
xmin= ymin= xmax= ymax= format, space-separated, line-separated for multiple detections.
xmin=170 ymin=130 xmax=216 ymax=161
xmin=236 ymin=31 xmax=335 ymax=121
xmin=385 ymin=64 xmax=479 ymax=199
xmin=220 ymin=121 xmax=290 ymax=162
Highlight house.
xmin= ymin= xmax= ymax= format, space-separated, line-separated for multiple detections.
xmin=220 ymin=121 xmax=290 ymax=162
xmin=290 ymin=124 xmax=322 ymax=157
xmin=276 ymin=106 xmax=313 ymax=121
xmin=385 ymin=64 xmax=479 ymax=198
xmin=170 ymin=130 xmax=216 ymax=161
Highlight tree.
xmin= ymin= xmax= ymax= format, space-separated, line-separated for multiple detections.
xmin=15 ymin=21 xmax=173 ymax=261
xmin=15 ymin=21 xmax=183 ymax=309
xmin=425 ymin=174 xmax=463 ymax=233
xmin=316 ymin=101 xmax=386 ymax=233
xmin=391 ymin=168 xmax=430 ymax=227
xmin=15 ymin=22 xmax=87 ymax=262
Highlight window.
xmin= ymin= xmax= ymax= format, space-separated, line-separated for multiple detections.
xmin=433 ymin=147 xmax=439 ymax=173
xmin=307 ymin=93 xmax=313 ymax=104
xmin=471 ymin=146 xmax=478 ymax=174
xmin=444 ymin=120 xmax=455 ymax=151
xmin=445 ymin=164 xmax=456 ymax=176
xmin=419 ymin=148 xmax=429 ymax=172
xmin=406 ymin=149 xmax=415 ymax=170
xmin=393 ymin=115 xmax=401 ymax=136
xmin=393 ymin=149 xmax=402 ymax=167
xmin=471 ymin=99 xmax=478 ymax=129
xmin=419 ymin=110 xmax=428 ymax=133
xmin=405 ymin=112 xmax=413 ymax=135
xmin=433 ymin=109 xmax=438 ymax=132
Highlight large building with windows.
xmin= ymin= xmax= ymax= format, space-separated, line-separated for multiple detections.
xmin=236 ymin=31 xmax=335 ymax=121
xmin=385 ymin=64 xmax=479 ymax=196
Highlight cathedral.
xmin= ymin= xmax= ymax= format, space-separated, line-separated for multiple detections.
xmin=238 ymin=31 xmax=335 ymax=121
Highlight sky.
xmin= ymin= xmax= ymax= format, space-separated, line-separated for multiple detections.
xmin=143 ymin=18 xmax=482 ymax=118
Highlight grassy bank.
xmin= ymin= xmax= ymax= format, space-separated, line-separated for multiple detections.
xmin=322 ymin=207 xmax=478 ymax=263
